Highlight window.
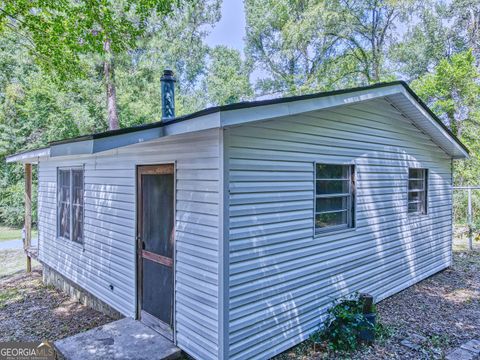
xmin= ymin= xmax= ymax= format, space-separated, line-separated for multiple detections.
xmin=58 ymin=167 xmax=84 ymax=243
xmin=315 ymin=163 xmax=355 ymax=233
xmin=408 ymin=168 xmax=428 ymax=215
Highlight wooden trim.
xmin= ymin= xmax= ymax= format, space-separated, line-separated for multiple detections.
xmin=138 ymin=164 xmax=174 ymax=175
xmin=142 ymin=250 xmax=173 ymax=267
xmin=136 ymin=166 xmax=144 ymax=321
xmin=136 ymin=163 xmax=176 ymax=335
xmin=141 ymin=310 xmax=173 ymax=341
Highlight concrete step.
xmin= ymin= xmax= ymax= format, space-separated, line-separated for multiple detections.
xmin=55 ymin=318 xmax=181 ymax=360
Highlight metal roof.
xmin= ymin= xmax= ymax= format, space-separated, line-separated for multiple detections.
xmin=6 ymin=81 xmax=469 ymax=163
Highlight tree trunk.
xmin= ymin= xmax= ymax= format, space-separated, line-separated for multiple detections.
xmin=103 ymin=38 xmax=120 ymax=130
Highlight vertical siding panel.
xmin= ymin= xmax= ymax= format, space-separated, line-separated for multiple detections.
xmin=227 ymin=98 xmax=453 ymax=360
xmin=37 ymin=129 xmax=220 ymax=360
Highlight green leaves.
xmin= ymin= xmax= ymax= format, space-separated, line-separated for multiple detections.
xmin=206 ymin=46 xmax=252 ymax=105
xmin=312 ymin=293 xmax=386 ymax=353
xmin=412 ymin=50 xmax=480 ymax=136
xmin=0 ymin=0 xmax=180 ymax=82
xmin=412 ymin=50 xmax=480 ymax=186
xmin=245 ymin=0 xmax=413 ymax=95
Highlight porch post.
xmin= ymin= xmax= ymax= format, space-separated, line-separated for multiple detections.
xmin=24 ymin=163 xmax=32 ymax=272
xmin=467 ymin=187 xmax=473 ymax=251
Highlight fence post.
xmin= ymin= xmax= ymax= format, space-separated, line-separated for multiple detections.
xmin=468 ymin=187 xmax=473 ymax=251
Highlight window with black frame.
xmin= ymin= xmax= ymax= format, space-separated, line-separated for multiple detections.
xmin=58 ymin=167 xmax=84 ymax=243
xmin=408 ymin=168 xmax=428 ymax=215
xmin=315 ymin=163 xmax=355 ymax=233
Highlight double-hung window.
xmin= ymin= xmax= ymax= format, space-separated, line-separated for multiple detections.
xmin=408 ymin=168 xmax=428 ymax=215
xmin=315 ymin=163 xmax=355 ymax=233
xmin=58 ymin=167 xmax=84 ymax=243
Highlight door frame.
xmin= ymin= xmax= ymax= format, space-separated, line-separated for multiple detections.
xmin=135 ymin=162 xmax=176 ymax=342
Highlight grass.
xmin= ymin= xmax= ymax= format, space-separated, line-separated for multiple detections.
xmin=0 ymin=226 xmax=37 ymax=242
xmin=0 ymin=288 xmax=21 ymax=309
xmin=0 ymin=249 xmax=39 ymax=278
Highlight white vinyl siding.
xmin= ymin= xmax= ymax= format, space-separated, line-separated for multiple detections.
xmin=226 ymin=98 xmax=453 ymax=360
xmin=37 ymin=129 xmax=221 ymax=360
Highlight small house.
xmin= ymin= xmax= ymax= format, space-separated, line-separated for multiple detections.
xmin=7 ymin=75 xmax=468 ymax=360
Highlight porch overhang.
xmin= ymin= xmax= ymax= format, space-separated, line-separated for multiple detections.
xmin=6 ymin=147 xmax=50 ymax=164
xmin=49 ymin=126 xmax=165 ymax=157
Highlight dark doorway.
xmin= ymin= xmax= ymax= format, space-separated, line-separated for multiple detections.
xmin=137 ymin=164 xmax=175 ymax=339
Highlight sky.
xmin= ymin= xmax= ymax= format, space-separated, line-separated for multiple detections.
xmin=206 ymin=1 xmax=246 ymax=52
xmin=205 ymin=1 xmax=269 ymax=84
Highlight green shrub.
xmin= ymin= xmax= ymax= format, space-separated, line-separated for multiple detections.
xmin=310 ymin=293 xmax=390 ymax=353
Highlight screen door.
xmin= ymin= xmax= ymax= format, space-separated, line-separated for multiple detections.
xmin=137 ymin=164 xmax=174 ymax=336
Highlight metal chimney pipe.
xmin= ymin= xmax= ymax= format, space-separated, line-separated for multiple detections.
xmin=161 ymin=69 xmax=176 ymax=122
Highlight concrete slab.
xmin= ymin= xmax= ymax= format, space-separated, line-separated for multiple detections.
xmin=54 ymin=318 xmax=181 ymax=360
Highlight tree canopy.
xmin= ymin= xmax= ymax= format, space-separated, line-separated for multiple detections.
xmin=0 ymin=0 xmax=479 ymax=225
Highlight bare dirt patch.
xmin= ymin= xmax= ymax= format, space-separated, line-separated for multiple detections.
xmin=0 ymin=269 xmax=113 ymax=342
xmin=275 ymin=251 xmax=480 ymax=359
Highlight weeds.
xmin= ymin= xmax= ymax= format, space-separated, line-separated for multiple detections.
xmin=0 ymin=288 xmax=21 ymax=309
xmin=310 ymin=293 xmax=391 ymax=353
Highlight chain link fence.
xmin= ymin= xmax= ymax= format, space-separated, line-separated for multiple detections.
xmin=453 ymin=186 xmax=480 ymax=250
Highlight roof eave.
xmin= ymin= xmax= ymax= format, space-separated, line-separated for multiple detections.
xmin=5 ymin=81 xmax=468 ymax=162
xmin=6 ymin=147 xmax=50 ymax=164
xmin=220 ymin=82 xmax=406 ymax=127
xmin=49 ymin=126 xmax=165 ymax=157
xmin=396 ymin=86 xmax=469 ymax=159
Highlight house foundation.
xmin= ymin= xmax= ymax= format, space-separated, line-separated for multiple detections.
xmin=42 ymin=263 xmax=123 ymax=320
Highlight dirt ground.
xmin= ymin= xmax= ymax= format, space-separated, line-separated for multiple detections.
xmin=0 ymin=251 xmax=478 ymax=359
xmin=275 ymin=250 xmax=480 ymax=359
xmin=0 ymin=269 xmax=113 ymax=342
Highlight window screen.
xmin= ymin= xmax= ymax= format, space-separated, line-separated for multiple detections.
xmin=408 ymin=168 xmax=428 ymax=215
xmin=315 ymin=164 xmax=355 ymax=233
xmin=57 ymin=167 xmax=84 ymax=243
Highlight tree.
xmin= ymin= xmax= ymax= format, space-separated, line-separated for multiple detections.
xmin=412 ymin=50 xmax=480 ymax=137
xmin=0 ymin=1 xmax=224 ymax=226
xmin=0 ymin=27 xmax=104 ymax=225
xmin=391 ymin=0 xmax=480 ymax=81
xmin=205 ymin=46 xmax=252 ymax=105
xmin=449 ymin=0 xmax=480 ymax=61
xmin=114 ymin=0 xmax=222 ymax=126
xmin=0 ymin=0 xmax=181 ymax=130
xmin=392 ymin=5 xmax=455 ymax=79
xmin=412 ymin=50 xmax=480 ymax=185
xmin=328 ymin=0 xmax=413 ymax=83
xmin=244 ymin=0 xmax=340 ymax=95
xmin=244 ymin=0 xmax=411 ymax=96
